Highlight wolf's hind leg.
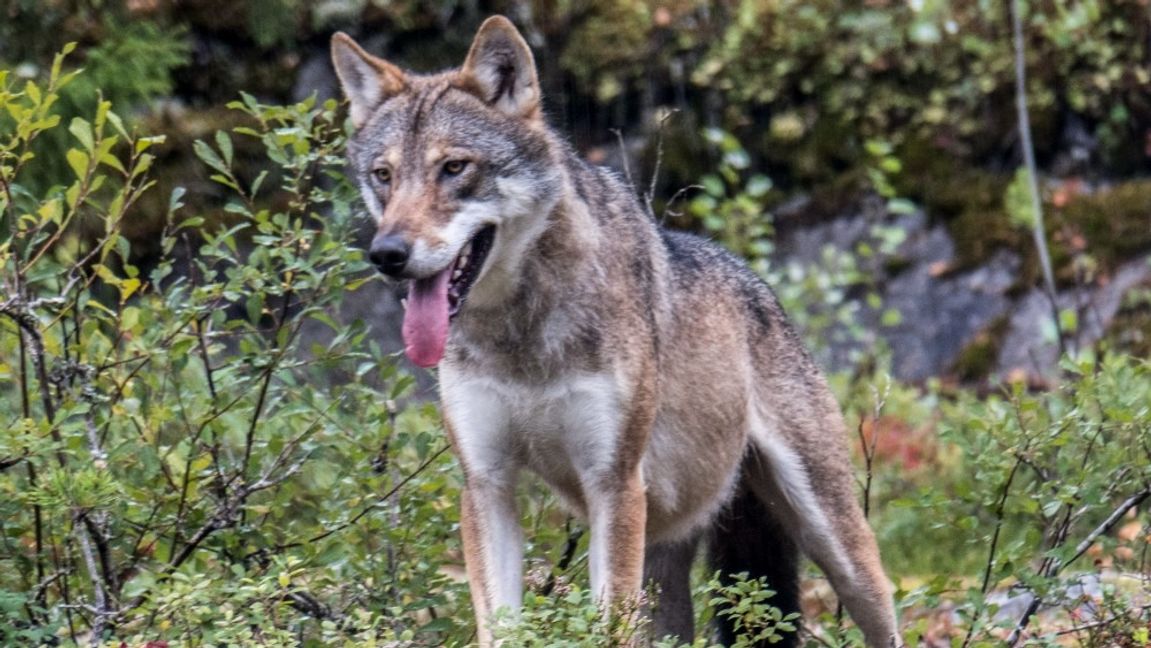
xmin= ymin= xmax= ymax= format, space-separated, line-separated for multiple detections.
xmin=708 ymin=483 xmax=801 ymax=648
xmin=643 ymin=536 xmax=699 ymax=643
xmin=744 ymin=426 xmax=899 ymax=648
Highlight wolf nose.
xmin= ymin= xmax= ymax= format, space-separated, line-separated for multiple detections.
xmin=368 ymin=234 xmax=411 ymax=277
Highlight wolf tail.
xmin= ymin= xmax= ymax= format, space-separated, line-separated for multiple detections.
xmin=708 ymin=477 xmax=801 ymax=648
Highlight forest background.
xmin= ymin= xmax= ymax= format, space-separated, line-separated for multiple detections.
xmin=2 ymin=1 xmax=1150 ymax=646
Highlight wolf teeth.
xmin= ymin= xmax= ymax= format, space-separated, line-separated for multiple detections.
xmin=458 ymin=241 xmax=472 ymax=269
xmin=452 ymin=268 xmax=463 ymax=280
xmin=400 ymin=297 xmax=408 ymax=310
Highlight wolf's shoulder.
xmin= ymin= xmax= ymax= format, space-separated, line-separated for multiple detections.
xmin=658 ymin=228 xmax=786 ymax=331
xmin=659 ymin=229 xmax=748 ymax=277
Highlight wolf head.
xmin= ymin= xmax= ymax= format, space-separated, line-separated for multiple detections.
xmin=332 ymin=17 xmax=561 ymax=368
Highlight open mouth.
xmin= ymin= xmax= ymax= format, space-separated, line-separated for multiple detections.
xmin=446 ymin=225 xmax=496 ymax=318
xmin=400 ymin=225 xmax=496 ymax=368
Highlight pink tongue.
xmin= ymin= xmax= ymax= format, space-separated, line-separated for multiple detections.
xmin=402 ymin=267 xmax=453 ymax=368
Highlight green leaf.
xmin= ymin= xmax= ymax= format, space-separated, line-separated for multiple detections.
xmin=193 ymin=139 xmax=228 ymax=175
xmin=168 ymin=186 xmax=186 ymax=213
xmin=1059 ymin=308 xmax=1078 ymax=333
xmin=887 ymin=198 xmax=918 ymax=215
xmin=65 ymin=149 xmax=89 ymax=179
xmin=99 ymin=151 xmax=126 ymax=174
xmin=215 ymin=130 xmax=233 ymax=166
xmin=135 ymin=135 xmax=167 ymax=154
xmin=106 ymin=110 xmax=128 ymax=138
xmin=723 ymin=148 xmax=750 ymax=170
xmin=24 ymin=80 xmax=41 ymax=106
xmin=1005 ymin=167 xmax=1037 ymax=229
xmin=119 ymin=278 xmax=141 ymax=302
xmin=68 ymin=117 xmax=94 ymax=151
xmin=746 ymin=174 xmax=773 ymax=198
xmin=701 ymin=174 xmax=725 ymax=197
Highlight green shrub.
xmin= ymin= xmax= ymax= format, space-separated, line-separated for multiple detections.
xmin=0 ymin=51 xmax=463 ymax=647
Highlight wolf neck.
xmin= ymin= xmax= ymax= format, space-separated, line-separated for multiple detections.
xmin=448 ymin=156 xmax=612 ymax=374
xmin=463 ymin=149 xmax=603 ymax=309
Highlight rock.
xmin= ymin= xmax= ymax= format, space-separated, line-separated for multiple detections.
xmin=775 ymin=190 xmax=1151 ymax=382
xmin=880 ymin=248 xmax=1018 ymax=381
xmin=776 ymin=197 xmax=1020 ymax=380
xmin=996 ymin=258 xmax=1151 ymax=378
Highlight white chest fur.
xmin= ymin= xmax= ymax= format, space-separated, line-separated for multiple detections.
xmin=439 ymin=366 xmax=628 ymax=510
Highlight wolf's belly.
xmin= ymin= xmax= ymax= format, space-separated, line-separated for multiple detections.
xmin=639 ymin=413 xmax=749 ymax=543
xmin=518 ymin=405 xmax=750 ymax=545
xmin=441 ymin=363 xmax=750 ymax=541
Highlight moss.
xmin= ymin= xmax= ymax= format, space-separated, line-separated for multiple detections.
xmin=950 ymin=315 xmax=1012 ymax=382
xmin=893 ymin=139 xmax=1026 ymax=275
xmin=1057 ymin=179 xmax=1151 ymax=274
xmin=894 ymin=139 xmax=1008 ymax=215
xmin=764 ymin=117 xmax=861 ymax=187
xmin=894 ymin=138 xmax=1151 ymax=292
xmin=1102 ymin=281 xmax=1151 ymax=358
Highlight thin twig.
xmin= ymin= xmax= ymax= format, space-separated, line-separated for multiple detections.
xmin=303 ymin=444 xmax=450 ymax=547
xmin=1061 ymin=487 xmax=1151 ymax=573
xmin=73 ymin=512 xmax=111 ymax=647
xmin=2 ymin=300 xmax=61 ymax=442
xmin=611 ymin=128 xmax=636 ymax=195
xmin=1010 ymin=0 xmax=1064 ymax=355
xmin=961 ymin=447 xmax=1026 ymax=648
xmin=1053 ymin=603 xmax=1151 ymax=637
xmin=645 ymin=109 xmax=679 ymax=217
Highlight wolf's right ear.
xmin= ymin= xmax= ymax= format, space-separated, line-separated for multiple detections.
xmin=330 ymin=33 xmax=407 ymax=129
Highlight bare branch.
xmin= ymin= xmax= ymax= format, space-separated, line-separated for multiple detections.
xmin=1063 ymin=487 xmax=1151 ymax=574
xmin=73 ymin=512 xmax=112 ymax=647
xmin=610 ymin=128 xmax=637 ymax=195
xmin=660 ymin=184 xmax=703 ymax=221
xmin=1010 ymin=0 xmax=1064 ymax=354
xmin=645 ymin=109 xmax=679 ymax=217
xmin=961 ymin=447 xmax=1027 ymax=648
xmin=1005 ymin=485 xmax=1151 ymax=645
xmin=2 ymin=298 xmax=59 ymax=430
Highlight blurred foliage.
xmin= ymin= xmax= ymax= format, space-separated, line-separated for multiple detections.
xmin=2 ymin=0 xmax=1149 ymax=298
xmin=5 ymin=0 xmax=1150 ymax=180
xmin=693 ymin=0 xmax=1151 ymax=176
xmin=4 ymin=0 xmax=1146 ymax=316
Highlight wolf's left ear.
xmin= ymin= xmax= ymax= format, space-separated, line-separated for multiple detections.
xmin=331 ymin=32 xmax=408 ymax=128
xmin=458 ymin=16 xmax=540 ymax=119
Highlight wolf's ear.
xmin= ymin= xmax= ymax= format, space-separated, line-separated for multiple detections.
xmin=458 ymin=16 xmax=540 ymax=119
xmin=330 ymin=32 xmax=407 ymax=128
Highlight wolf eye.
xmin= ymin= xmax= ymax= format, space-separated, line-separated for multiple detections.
xmin=372 ymin=167 xmax=391 ymax=184
xmin=442 ymin=160 xmax=468 ymax=176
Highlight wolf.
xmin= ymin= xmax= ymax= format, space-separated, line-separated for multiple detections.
xmin=331 ymin=16 xmax=900 ymax=647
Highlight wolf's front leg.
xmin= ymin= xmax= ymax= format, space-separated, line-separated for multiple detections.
xmin=460 ymin=479 xmax=523 ymax=647
xmin=583 ymin=375 xmax=656 ymax=614
xmin=586 ymin=468 xmax=648 ymax=607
